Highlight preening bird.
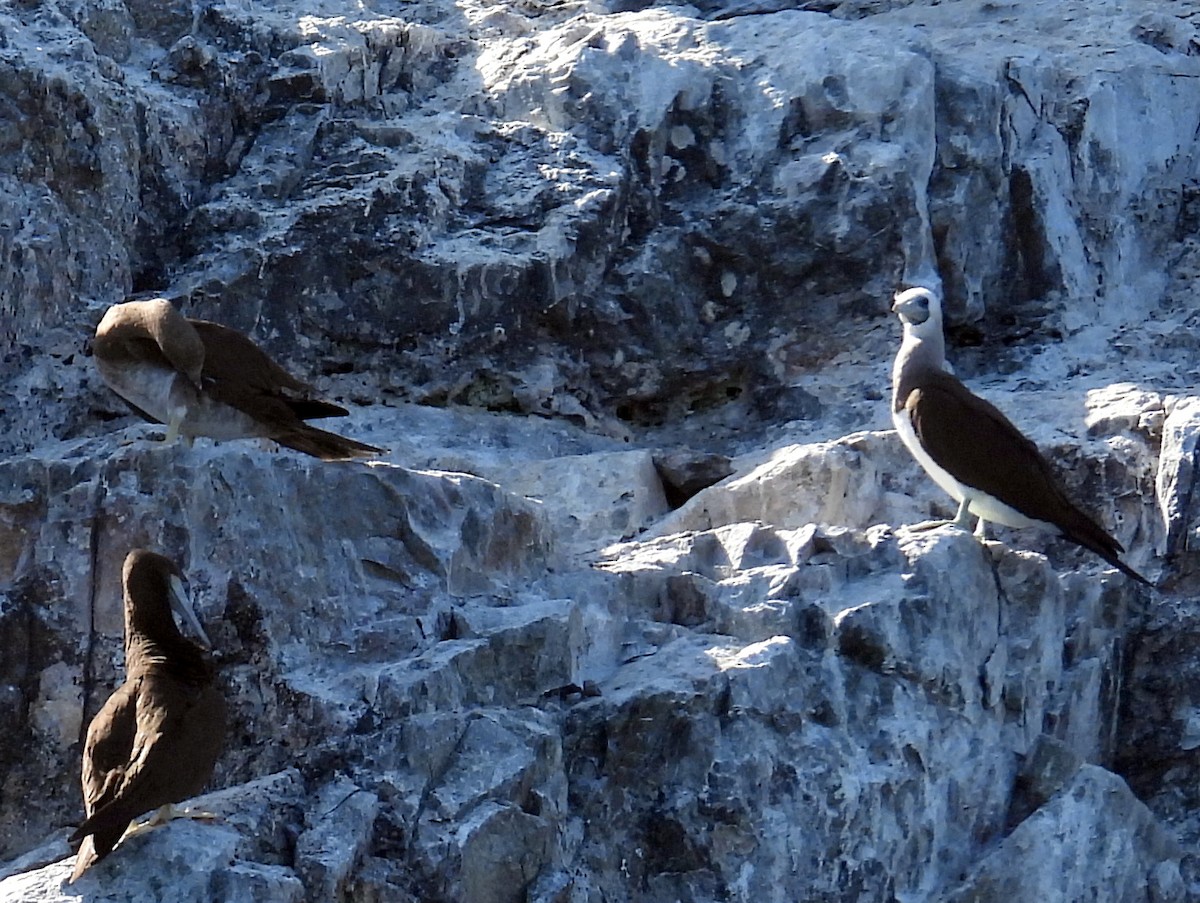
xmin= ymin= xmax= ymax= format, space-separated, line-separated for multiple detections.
xmin=93 ymin=297 xmax=383 ymax=461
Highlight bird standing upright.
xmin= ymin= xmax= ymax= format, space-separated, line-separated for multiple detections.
xmin=70 ymin=549 xmax=227 ymax=882
xmin=890 ymin=286 xmax=1149 ymax=585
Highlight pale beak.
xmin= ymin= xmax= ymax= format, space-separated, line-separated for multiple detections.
xmin=168 ymin=573 xmax=212 ymax=648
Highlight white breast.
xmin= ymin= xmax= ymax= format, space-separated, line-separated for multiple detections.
xmin=96 ymin=358 xmax=186 ymax=425
xmin=893 ymin=405 xmax=1041 ymax=530
xmin=96 ymin=359 xmax=265 ymax=440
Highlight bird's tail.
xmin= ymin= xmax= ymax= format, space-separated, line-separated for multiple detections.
xmin=1061 ymin=508 xmax=1152 ymax=587
xmin=69 ymin=836 xmax=98 ymax=883
xmin=275 ymin=425 xmax=384 ymax=461
xmin=1098 ymin=549 xmax=1152 ymax=587
xmin=68 ymin=809 xmax=129 ymax=882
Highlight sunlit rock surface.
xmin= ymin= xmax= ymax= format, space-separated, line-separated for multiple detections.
xmin=3 ymin=0 xmax=1200 ymax=900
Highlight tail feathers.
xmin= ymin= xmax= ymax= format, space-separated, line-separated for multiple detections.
xmin=274 ymin=425 xmax=384 ymax=461
xmin=68 ymin=809 xmax=131 ymax=883
xmin=284 ymin=398 xmax=349 ymax=420
xmin=69 ymin=836 xmax=98 ymax=883
xmin=1088 ymin=543 xmax=1152 ymax=587
xmin=1060 ymin=508 xmax=1152 ymax=587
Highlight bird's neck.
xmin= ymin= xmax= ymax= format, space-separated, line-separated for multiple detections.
xmin=892 ymin=325 xmax=947 ymax=411
xmin=125 ymin=632 xmax=210 ymax=681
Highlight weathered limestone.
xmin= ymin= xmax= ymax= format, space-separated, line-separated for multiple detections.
xmin=940 ymin=765 xmax=1184 ymax=903
xmin=3 ymin=0 xmax=1200 ymax=900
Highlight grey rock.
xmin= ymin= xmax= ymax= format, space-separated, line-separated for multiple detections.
xmin=1 ymin=0 xmax=1198 ymax=900
xmin=1005 ymin=733 xmax=1084 ymax=828
xmin=3 ymin=817 xmax=306 ymax=903
xmin=486 ymin=449 xmax=671 ymax=554
xmin=294 ymin=776 xmax=380 ymax=903
xmin=652 ymin=448 xmax=735 ymax=507
xmin=1156 ymin=397 xmax=1200 ymax=560
xmin=939 ymin=765 xmax=1183 ymax=903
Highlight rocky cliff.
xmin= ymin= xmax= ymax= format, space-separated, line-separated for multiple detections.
xmin=1 ymin=0 xmax=1199 ymax=901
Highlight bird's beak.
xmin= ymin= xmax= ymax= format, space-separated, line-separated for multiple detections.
xmin=891 ymin=290 xmax=931 ymax=324
xmin=168 ymin=573 xmax=212 ymax=648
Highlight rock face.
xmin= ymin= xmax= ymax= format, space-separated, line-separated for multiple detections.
xmin=2 ymin=0 xmax=1200 ymax=901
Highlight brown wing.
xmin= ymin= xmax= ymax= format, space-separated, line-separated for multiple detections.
xmin=272 ymin=424 xmax=385 ymax=461
xmin=78 ymin=680 xmax=140 ymax=822
xmin=191 ymin=320 xmax=348 ymax=424
xmin=907 ymin=372 xmax=1149 ymax=585
xmin=70 ymin=671 xmax=227 ymax=876
xmin=906 ymin=372 xmax=1071 ymax=525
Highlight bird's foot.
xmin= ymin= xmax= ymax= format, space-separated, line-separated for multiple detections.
xmin=175 ymin=807 xmax=221 ymax=823
xmin=906 ymin=519 xmax=955 ymax=533
xmin=122 ymin=804 xmax=221 ymax=840
xmin=161 ymin=413 xmax=195 ymax=448
xmin=905 ymin=505 xmax=981 ymax=537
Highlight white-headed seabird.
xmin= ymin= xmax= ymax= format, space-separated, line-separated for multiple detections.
xmin=891 ymin=286 xmax=1149 ymax=586
xmin=93 ymin=298 xmax=383 ymax=461
xmin=69 ymin=549 xmax=227 ymax=882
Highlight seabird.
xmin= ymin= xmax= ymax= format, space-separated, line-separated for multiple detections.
xmin=891 ymin=286 xmax=1149 ymax=585
xmin=93 ymin=297 xmax=383 ymax=460
xmin=69 ymin=549 xmax=227 ymax=882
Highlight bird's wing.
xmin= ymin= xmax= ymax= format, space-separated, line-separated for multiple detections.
xmin=905 ymin=375 xmax=1071 ymax=525
xmin=190 ymin=320 xmax=306 ymax=391
xmin=906 ymin=376 xmax=1148 ymax=583
xmin=78 ymin=680 xmax=140 ymax=821
xmin=72 ymin=674 xmax=209 ymax=844
xmin=190 ymin=320 xmax=347 ymax=423
xmin=109 ymin=675 xmax=209 ymax=805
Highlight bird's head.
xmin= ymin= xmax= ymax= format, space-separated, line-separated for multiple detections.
xmin=146 ymin=298 xmax=205 ymax=388
xmin=124 ymin=548 xmax=213 ymax=649
xmin=892 ymin=287 xmax=942 ymax=333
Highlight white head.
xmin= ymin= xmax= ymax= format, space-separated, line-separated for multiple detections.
xmin=891 ymin=287 xmax=943 ymax=335
xmin=891 ymin=286 xmax=947 ymax=376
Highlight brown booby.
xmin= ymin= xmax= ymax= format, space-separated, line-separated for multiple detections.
xmin=69 ymin=549 xmax=227 ymax=882
xmin=93 ymin=298 xmax=383 ymax=460
xmin=891 ymin=286 xmax=1149 ymax=585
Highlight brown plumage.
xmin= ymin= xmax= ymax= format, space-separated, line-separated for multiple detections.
xmin=69 ymin=550 xmax=227 ymax=882
xmin=93 ymin=298 xmax=383 ymax=461
xmin=891 ymin=287 xmax=1149 ymax=586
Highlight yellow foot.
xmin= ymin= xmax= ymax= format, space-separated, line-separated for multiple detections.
xmin=122 ymin=804 xmax=222 ymax=840
xmin=162 ymin=413 xmax=194 ymax=446
xmin=906 ymin=519 xmax=955 ymax=533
